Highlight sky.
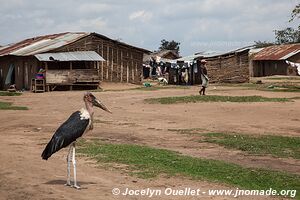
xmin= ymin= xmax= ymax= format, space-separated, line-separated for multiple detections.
xmin=0 ymin=0 xmax=299 ymax=56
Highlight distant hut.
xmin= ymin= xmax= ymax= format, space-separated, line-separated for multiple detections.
xmin=143 ymin=50 xmax=180 ymax=79
xmin=172 ymin=46 xmax=252 ymax=85
xmin=203 ymin=47 xmax=251 ymax=83
xmin=250 ymin=43 xmax=300 ymax=77
xmin=0 ymin=32 xmax=150 ymax=91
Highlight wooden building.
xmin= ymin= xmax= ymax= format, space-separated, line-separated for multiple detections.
xmin=173 ymin=47 xmax=251 ymax=85
xmin=250 ymin=43 xmax=300 ymax=77
xmin=143 ymin=50 xmax=179 ymax=63
xmin=0 ymin=32 xmax=150 ymax=91
xmin=204 ymin=47 xmax=250 ymax=83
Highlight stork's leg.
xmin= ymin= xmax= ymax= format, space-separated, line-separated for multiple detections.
xmin=65 ymin=145 xmax=72 ymax=186
xmin=72 ymin=142 xmax=80 ymax=189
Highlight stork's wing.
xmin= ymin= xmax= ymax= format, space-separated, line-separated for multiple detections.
xmin=41 ymin=111 xmax=89 ymax=160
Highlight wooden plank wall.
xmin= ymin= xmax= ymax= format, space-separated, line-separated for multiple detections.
xmin=46 ymin=69 xmax=99 ymax=84
xmin=0 ymin=56 xmax=38 ymax=90
xmin=54 ymin=35 xmax=144 ymax=84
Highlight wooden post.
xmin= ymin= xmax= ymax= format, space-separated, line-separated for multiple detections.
xmin=111 ymin=48 xmax=114 ymax=81
xmin=121 ymin=51 xmax=123 ymax=82
xmin=135 ymin=61 xmax=138 ymax=83
xmin=44 ymin=62 xmax=48 ymax=91
xmin=97 ymin=61 xmax=100 ymax=77
xmin=127 ymin=61 xmax=129 ymax=83
xmin=131 ymin=53 xmax=134 ymax=82
xmin=101 ymin=42 xmax=104 ymax=81
xmin=106 ymin=46 xmax=109 ymax=80
xmin=116 ymin=49 xmax=119 ymax=81
xmin=70 ymin=62 xmax=72 ymax=70
xmin=45 ymin=62 xmax=48 ymax=71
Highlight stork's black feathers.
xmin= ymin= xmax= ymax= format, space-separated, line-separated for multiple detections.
xmin=42 ymin=111 xmax=89 ymax=160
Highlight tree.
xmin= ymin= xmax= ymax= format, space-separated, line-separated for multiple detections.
xmin=274 ymin=3 xmax=300 ymax=44
xmin=158 ymin=39 xmax=180 ymax=54
xmin=274 ymin=27 xmax=300 ymax=44
xmin=290 ymin=3 xmax=300 ymax=22
xmin=254 ymin=40 xmax=274 ymax=48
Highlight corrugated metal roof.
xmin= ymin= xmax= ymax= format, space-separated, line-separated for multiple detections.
xmin=0 ymin=32 xmax=150 ymax=57
xmin=0 ymin=32 xmax=89 ymax=56
xmin=177 ymin=46 xmax=254 ymax=62
xmin=34 ymin=51 xmax=105 ymax=61
xmin=249 ymin=47 xmax=264 ymax=55
xmin=253 ymin=43 xmax=300 ymax=60
xmin=176 ymin=54 xmax=202 ymax=62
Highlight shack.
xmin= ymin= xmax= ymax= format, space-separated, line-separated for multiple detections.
xmin=203 ymin=47 xmax=251 ymax=83
xmin=0 ymin=32 xmax=150 ymax=91
xmin=250 ymin=43 xmax=300 ymax=77
xmin=142 ymin=50 xmax=179 ymax=79
xmin=169 ymin=46 xmax=252 ymax=85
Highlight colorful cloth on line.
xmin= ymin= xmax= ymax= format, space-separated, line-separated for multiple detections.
xmin=286 ymin=60 xmax=300 ymax=75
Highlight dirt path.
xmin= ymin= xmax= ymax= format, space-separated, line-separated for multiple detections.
xmin=0 ymin=84 xmax=299 ymax=199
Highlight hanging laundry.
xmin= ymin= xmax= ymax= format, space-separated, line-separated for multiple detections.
xmin=286 ymin=60 xmax=300 ymax=75
xmin=184 ymin=68 xmax=189 ymax=83
xmin=192 ymin=60 xmax=198 ymax=73
xmin=5 ymin=64 xmax=15 ymax=85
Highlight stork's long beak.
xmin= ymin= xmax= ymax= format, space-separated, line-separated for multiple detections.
xmin=93 ymin=99 xmax=112 ymax=113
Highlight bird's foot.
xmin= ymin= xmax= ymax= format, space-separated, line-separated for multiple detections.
xmin=64 ymin=182 xmax=72 ymax=187
xmin=72 ymin=184 xmax=81 ymax=190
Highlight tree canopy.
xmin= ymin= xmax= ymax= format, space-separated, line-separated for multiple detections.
xmin=254 ymin=3 xmax=300 ymax=47
xmin=158 ymin=39 xmax=180 ymax=54
xmin=290 ymin=3 xmax=300 ymax=22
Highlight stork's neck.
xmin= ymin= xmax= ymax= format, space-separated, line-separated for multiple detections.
xmin=85 ymin=101 xmax=94 ymax=117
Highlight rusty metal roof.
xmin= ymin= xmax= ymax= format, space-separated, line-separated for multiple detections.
xmin=35 ymin=51 xmax=105 ymax=62
xmin=0 ymin=32 xmax=89 ymax=56
xmin=253 ymin=43 xmax=300 ymax=60
xmin=0 ymin=32 xmax=150 ymax=57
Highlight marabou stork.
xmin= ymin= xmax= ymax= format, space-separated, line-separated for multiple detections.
xmin=41 ymin=92 xmax=111 ymax=189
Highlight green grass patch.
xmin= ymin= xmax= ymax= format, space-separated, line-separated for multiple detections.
xmin=78 ymin=141 xmax=300 ymax=197
xmin=262 ymin=84 xmax=300 ymax=93
xmin=0 ymin=91 xmax=22 ymax=96
xmin=201 ymin=133 xmax=300 ymax=159
xmin=133 ymin=86 xmax=190 ymax=91
xmin=92 ymin=86 xmax=190 ymax=92
xmin=145 ymin=95 xmax=291 ymax=104
xmin=215 ymin=82 xmax=300 ymax=93
xmin=168 ymin=128 xmax=206 ymax=134
xmin=0 ymin=101 xmax=28 ymax=110
xmin=265 ymin=77 xmax=300 ymax=81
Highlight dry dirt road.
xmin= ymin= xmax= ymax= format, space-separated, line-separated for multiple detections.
xmin=0 ymin=83 xmax=299 ymax=200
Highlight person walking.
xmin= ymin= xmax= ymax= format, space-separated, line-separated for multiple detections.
xmin=198 ymin=59 xmax=209 ymax=95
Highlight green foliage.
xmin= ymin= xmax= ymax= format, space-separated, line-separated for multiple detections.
xmin=0 ymin=91 xmax=22 ymax=96
xmin=144 ymin=95 xmax=291 ymax=104
xmin=158 ymin=39 xmax=180 ymax=54
xmin=201 ymin=133 xmax=300 ymax=159
xmin=290 ymin=3 xmax=300 ymax=22
xmin=274 ymin=27 xmax=300 ymax=44
xmin=0 ymin=101 xmax=28 ymax=110
xmin=78 ymin=141 xmax=300 ymax=196
xmin=254 ymin=41 xmax=274 ymax=48
xmin=257 ymin=3 xmax=300 ymax=45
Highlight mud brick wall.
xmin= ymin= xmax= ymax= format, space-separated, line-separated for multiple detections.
xmin=206 ymin=52 xmax=249 ymax=83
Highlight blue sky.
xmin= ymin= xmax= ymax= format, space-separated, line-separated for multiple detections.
xmin=0 ymin=0 xmax=299 ymax=56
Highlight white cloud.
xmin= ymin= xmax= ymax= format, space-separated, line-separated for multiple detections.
xmin=129 ymin=10 xmax=152 ymax=22
xmin=0 ymin=0 xmax=298 ymax=55
xmin=78 ymin=3 xmax=112 ymax=14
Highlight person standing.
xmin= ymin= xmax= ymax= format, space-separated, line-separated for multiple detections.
xmin=198 ymin=59 xmax=209 ymax=95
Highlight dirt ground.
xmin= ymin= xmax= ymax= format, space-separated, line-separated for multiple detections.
xmin=0 ymin=82 xmax=299 ymax=200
